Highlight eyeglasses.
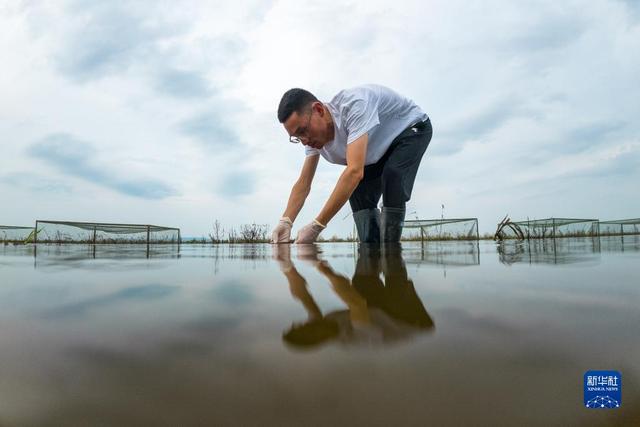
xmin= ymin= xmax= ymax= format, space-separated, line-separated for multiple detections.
xmin=289 ymin=109 xmax=313 ymax=144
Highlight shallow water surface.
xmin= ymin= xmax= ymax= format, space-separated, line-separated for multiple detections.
xmin=0 ymin=238 xmax=638 ymax=426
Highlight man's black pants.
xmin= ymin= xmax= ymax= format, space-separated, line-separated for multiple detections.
xmin=348 ymin=118 xmax=432 ymax=212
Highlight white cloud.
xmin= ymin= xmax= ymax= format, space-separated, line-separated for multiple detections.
xmin=1 ymin=0 xmax=639 ymax=237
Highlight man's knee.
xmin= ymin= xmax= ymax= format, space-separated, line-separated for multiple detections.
xmin=382 ymin=166 xmax=411 ymax=207
xmin=382 ymin=165 xmax=403 ymax=184
xmin=349 ymin=181 xmax=382 ymax=211
xmin=349 ymin=193 xmax=377 ymax=212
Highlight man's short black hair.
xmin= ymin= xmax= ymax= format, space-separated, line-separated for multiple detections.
xmin=277 ymin=88 xmax=318 ymax=123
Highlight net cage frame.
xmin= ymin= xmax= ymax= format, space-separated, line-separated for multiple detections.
xmin=598 ymin=218 xmax=640 ymax=236
xmin=0 ymin=225 xmax=35 ymax=242
xmin=403 ymin=218 xmax=480 ymax=241
xmin=510 ymin=217 xmax=600 ymax=239
xmin=33 ymin=220 xmax=181 ymax=244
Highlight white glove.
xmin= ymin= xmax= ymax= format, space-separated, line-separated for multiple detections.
xmin=294 ymin=219 xmax=326 ymax=244
xmin=271 ymin=217 xmax=293 ymax=244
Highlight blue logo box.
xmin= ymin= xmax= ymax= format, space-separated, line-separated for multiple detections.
xmin=584 ymin=370 xmax=621 ymax=409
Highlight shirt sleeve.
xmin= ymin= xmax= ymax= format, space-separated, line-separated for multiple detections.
xmin=345 ymin=99 xmax=380 ymax=144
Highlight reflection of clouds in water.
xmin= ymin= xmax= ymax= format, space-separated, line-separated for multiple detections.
xmin=212 ymin=279 xmax=254 ymax=305
xmin=183 ymin=316 xmax=242 ymax=336
xmin=43 ymin=284 xmax=179 ymax=319
xmin=437 ymin=307 xmax=523 ymax=338
xmin=34 ymin=259 xmax=172 ymax=272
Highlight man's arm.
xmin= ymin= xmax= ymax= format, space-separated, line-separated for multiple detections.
xmin=315 ymin=260 xmax=370 ymax=324
xmin=315 ymin=134 xmax=367 ymax=226
xmin=282 ymin=154 xmax=319 ymax=222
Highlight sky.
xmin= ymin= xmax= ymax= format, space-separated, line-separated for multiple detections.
xmin=1 ymin=0 xmax=639 ymax=238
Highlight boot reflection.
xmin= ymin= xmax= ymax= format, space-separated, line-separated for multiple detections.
xmin=275 ymin=244 xmax=434 ymax=351
xmin=354 ymin=243 xmax=434 ymax=329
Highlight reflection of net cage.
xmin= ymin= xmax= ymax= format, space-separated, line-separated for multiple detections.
xmin=402 ymin=218 xmax=479 ymax=241
xmin=499 ymin=218 xmax=599 ymax=239
xmin=599 ymin=219 xmax=640 ymax=236
xmin=34 ymin=220 xmax=181 ymax=244
xmin=0 ymin=226 xmax=35 ymax=242
xmin=599 ymin=234 xmax=640 ymax=252
xmin=403 ymin=241 xmax=480 ymax=266
xmin=30 ymin=243 xmax=181 ymax=263
xmin=497 ymin=238 xmax=600 ymax=265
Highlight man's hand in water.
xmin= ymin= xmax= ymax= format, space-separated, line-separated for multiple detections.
xmin=295 ymin=219 xmax=325 ymax=243
xmin=271 ymin=217 xmax=293 ymax=243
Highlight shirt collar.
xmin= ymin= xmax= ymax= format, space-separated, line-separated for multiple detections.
xmin=325 ymin=102 xmax=341 ymax=128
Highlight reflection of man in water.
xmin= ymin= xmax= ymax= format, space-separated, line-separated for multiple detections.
xmin=274 ymin=245 xmax=434 ymax=349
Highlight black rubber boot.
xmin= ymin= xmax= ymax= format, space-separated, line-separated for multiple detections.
xmin=381 ymin=206 xmax=406 ymax=243
xmin=352 ymin=208 xmax=381 ymax=243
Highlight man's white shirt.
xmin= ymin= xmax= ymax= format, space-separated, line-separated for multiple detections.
xmin=304 ymin=84 xmax=428 ymax=166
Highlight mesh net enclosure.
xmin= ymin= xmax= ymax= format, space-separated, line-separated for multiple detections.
xmin=0 ymin=226 xmax=35 ymax=242
xmin=599 ymin=219 xmax=640 ymax=236
xmin=497 ymin=218 xmax=599 ymax=239
xmin=402 ymin=218 xmax=479 ymax=241
xmin=34 ymin=221 xmax=181 ymax=244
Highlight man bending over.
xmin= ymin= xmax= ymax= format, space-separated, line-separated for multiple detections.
xmin=271 ymin=84 xmax=432 ymax=244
